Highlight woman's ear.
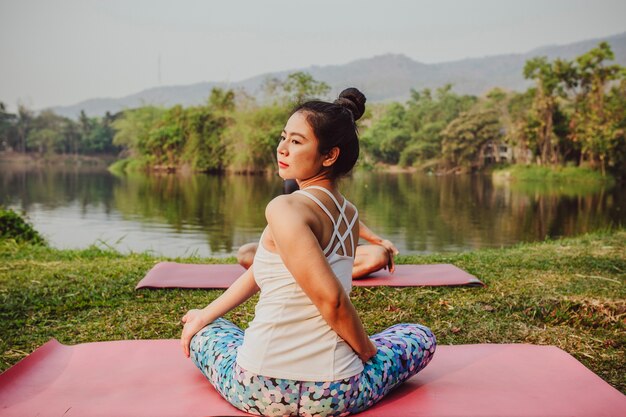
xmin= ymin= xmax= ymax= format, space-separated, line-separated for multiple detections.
xmin=322 ymin=147 xmax=340 ymax=167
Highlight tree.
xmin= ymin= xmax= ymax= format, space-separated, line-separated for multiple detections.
xmin=506 ymin=89 xmax=536 ymax=164
xmin=223 ymin=103 xmax=290 ymax=173
xmin=78 ymin=111 xmax=118 ymax=154
xmin=112 ymin=106 xmax=165 ymax=156
xmin=62 ymin=118 xmax=81 ymax=155
xmin=14 ymin=104 xmax=34 ymax=153
xmin=147 ymin=105 xmax=186 ymax=167
xmin=78 ymin=110 xmax=93 ymax=148
xmin=177 ymin=88 xmax=238 ymax=172
xmin=400 ymin=85 xmax=476 ymax=166
xmin=523 ymin=56 xmax=571 ymax=165
xmin=360 ymin=103 xmax=409 ymax=164
xmin=0 ymin=102 xmax=17 ymax=151
xmin=260 ymin=72 xmax=332 ymax=106
xmin=208 ymin=88 xmax=235 ymax=112
xmin=26 ymin=110 xmax=67 ymax=154
xmin=441 ymin=109 xmax=503 ymax=170
xmin=184 ymin=104 xmax=232 ymax=172
xmin=604 ymin=78 xmax=626 ymax=176
xmin=283 ymin=72 xmax=331 ymax=104
xmin=567 ymin=42 xmax=624 ymax=175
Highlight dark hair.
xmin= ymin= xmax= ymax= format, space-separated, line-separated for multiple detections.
xmin=294 ymin=88 xmax=366 ymax=179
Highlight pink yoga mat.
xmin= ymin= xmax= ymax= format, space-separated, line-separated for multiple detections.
xmin=1 ymin=340 xmax=624 ymax=417
xmin=135 ymin=262 xmax=484 ymax=289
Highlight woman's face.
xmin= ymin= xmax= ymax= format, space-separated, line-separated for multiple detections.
xmin=276 ymin=111 xmax=327 ymax=180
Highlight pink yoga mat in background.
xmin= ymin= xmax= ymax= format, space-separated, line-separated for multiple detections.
xmin=135 ymin=262 xmax=484 ymax=289
xmin=1 ymin=340 xmax=624 ymax=417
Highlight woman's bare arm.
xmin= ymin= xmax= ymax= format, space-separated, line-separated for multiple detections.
xmin=359 ymin=220 xmax=398 ymax=253
xmin=266 ymin=196 xmax=377 ymax=362
xmin=180 ymin=267 xmax=259 ymax=357
xmin=358 ymin=220 xmax=399 ymax=271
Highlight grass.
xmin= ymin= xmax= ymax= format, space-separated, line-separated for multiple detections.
xmin=0 ymin=230 xmax=625 ymax=393
xmin=108 ymin=157 xmax=149 ymax=174
xmin=492 ymin=164 xmax=614 ymax=184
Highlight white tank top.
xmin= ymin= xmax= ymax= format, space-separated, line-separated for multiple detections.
xmin=236 ymin=186 xmax=364 ymax=381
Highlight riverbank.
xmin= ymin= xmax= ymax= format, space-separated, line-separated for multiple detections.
xmin=108 ymin=157 xmax=619 ymax=182
xmin=0 ymin=151 xmax=117 ymax=167
xmin=1 ymin=229 xmax=624 ymax=392
xmin=493 ymin=165 xmax=616 ymax=184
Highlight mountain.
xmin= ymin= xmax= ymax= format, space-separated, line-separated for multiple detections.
xmin=49 ymin=32 xmax=626 ymax=118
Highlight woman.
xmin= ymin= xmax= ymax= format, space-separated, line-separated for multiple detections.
xmin=180 ymin=88 xmax=436 ymax=417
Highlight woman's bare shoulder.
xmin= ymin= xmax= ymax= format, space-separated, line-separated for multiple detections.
xmin=265 ymin=193 xmax=318 ymax=224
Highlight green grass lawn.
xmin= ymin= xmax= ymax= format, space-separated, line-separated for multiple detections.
xmin=492 ymin=164 xmax=615 ymax=184
xmin=1 ymin=230 xmax=624 ymax=392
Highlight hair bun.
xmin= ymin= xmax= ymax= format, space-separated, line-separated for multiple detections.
xmin=334 ymin=88 xmax=366 ymax=121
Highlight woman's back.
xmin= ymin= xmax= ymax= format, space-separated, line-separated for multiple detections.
xmin=236 ymin=187 xmax=363 ymax=381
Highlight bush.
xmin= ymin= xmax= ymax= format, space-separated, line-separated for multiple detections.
xmin=108 ymin=157 xmax=149 ymax=175
xmin=0 ymin=207 xmax=46 ymax=245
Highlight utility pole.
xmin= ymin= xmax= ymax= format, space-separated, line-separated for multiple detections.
xmin=158 ymin=53 xmax=162 ymax=85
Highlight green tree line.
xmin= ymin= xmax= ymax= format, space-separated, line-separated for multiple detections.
xmin=363 ymin=42 xmax=626 ymax=177
xmin=0 ymin=72 xmax=330 ymax=174
xmin=2 ymin=43 xmax=625 ymax=177
xmin=0 ymin=105 xmax=119 ymax=155
xmin=110 ymin=72 xmax=331 ymax=173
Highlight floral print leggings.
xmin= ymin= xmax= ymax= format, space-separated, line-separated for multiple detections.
xmin=190 ymin=318 xmax=436 ymax=417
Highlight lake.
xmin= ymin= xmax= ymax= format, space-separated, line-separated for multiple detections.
xmin=1 ymin=163 xmax=624 ymax=257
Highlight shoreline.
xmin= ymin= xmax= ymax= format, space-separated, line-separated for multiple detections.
xmin=0 ymin=151 xmax=117 ymax=167
xmin=0 ymin=152 xmax=619 ymax=183
xmin=492 ymin=165 xmax=615 ymax=184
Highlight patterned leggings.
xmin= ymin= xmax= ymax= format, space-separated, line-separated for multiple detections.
xmin=190 ymin=318 xmax=436 ymax=417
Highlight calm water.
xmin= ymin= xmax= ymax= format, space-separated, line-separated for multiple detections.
xmin=1 ymin=163 xmax=624 ymax=257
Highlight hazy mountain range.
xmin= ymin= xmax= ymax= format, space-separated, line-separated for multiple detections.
xmin=50 ymin=32 xmax=626 ymax=119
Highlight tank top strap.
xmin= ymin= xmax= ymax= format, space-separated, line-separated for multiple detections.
xmin=294 ymin=189 xmax=338 ymax=255
xmin=305 ymin=186 xmax=344 ymax=211
xmin=341 ymin=205 xmax=358 ymax=257
xmin=298 ymin=186 xmax=358 ymax=258
xmin=308 ymin=187 xmax=359 ymax=257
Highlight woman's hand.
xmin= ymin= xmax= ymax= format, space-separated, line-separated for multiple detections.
xmin=380 ymin=239 xmax=399 ymax=273
xmin=359 ymin=339 xmax=378 ymax=363
xmin=180 ymin=309 xmax=208 ymax=358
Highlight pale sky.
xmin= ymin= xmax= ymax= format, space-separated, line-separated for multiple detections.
xmin=1 ymin=0 xmax=626 ymax=110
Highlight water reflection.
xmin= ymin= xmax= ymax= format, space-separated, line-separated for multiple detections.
xmin=344 ymin=172 xmax=623 ymax=253
xmin=0 ymin=163 xmax=623 ymax=257
xmin=111 ymin=173 xmax=282 ymax=253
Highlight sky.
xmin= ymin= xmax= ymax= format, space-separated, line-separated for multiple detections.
xmin=1 ymin=0 xmax=626 ymax=110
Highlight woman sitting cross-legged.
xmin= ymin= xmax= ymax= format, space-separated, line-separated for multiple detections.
xmin=180 ymin=88 xmax=436 ymax=417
